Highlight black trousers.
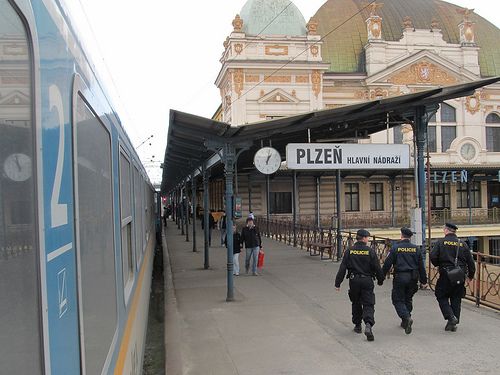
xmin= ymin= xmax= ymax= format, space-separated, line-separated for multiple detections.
xmin=435 ymin=274 xmax=466 ymax=322
xmin=391 ymin=272 xmax=418 ymax=320
xmin=348 ymin=276 xmax=375 ymax=326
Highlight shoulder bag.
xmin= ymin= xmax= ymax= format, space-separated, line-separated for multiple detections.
xmin=447 ymin=240 xmax=465 ymax=285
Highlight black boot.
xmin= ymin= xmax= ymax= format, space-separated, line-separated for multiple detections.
xmin=364 ymin=323 xmax=374 ymax=341
xmin=405 ymin=318 xmax=413 ymax=335
xmin=445 ymin=316 xmax=458 ymax=332
xmin=353 ymin=324 xmax=362 ymax=334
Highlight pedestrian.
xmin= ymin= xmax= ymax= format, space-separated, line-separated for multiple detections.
xmin=430 ymin=222 xmax=475 ymax=332
xmin=162 ymin=207 xmax=167 ymax=227
xmin=220 ymin=212 xmax=227 ymax=246
xmin=241 ymin=217 xmax=262 ymax=276
xmin=226 ymin=224 xmax=242 ymax=276
xmin=382 ymin=227 xmax=427 ymax=334
xmin=201 ymin=210 xmax=216 ymax=246
xmin=334 ymin=229 xmax=384 ymax=341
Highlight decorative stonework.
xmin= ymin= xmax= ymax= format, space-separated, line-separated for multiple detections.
xmin=457 ymin=8 xmax=475 ymax=44
xmin=307 ymin=18 xmax=319 ymax=35
xmin=480 ymin=92 xmax=490 ymax=100
xmin=366 ymin=2 xmax=384 ymax=17
xmin=245 ymin=75 xmax=259 ymax=83
xmin=264 ymin=75 xmax=291 ymax=83
xmin=387 ymin=61 xmax=457 ymax=85
xmin=367 ymin=17 xmax=382 ymax=39
xmin=311 ymin=70 xmax=321 ymax=98
xmin=402 ymin=16 xmax=413 ymax=29
xmin=223 ymin=37 xmax=229 ymax=49
xmin=369 ymin=88 xmax=389 ymax=99
xmin=234 ymin=43 xmax=243 ymax=55
xmin=233 ymin=69 xmax=244 ymax=98
xmin=260 ymin=90 xmax=265 ymax=98
xmin=292 ymin=90 xmax=296 ymax=97
xmin=265 ymin=45 xmax=288 ymax=56
xmin=310 ymin=45 xmax=319 ymax=57
xmin=483 ymin=105 xmax=493 ymax=113
xmin=465 ymin=92 xmax=481 ymax=114
xmin=296 ymin=75 xmax=309 ymax=83
xmin=457 ymin=7 xmax=474 ymax=22
xmin=232 ymin=14 xmax=243 ymax=32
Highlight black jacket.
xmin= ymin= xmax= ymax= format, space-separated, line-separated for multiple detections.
xmin=226 ymin=232 xmax=242 ymax=254
xmin=382 ymin=239 xmax=427 ymax=284
xmin=430 ymin=234 xmax=475 ymax=278
xmin=335 ymin=241 xmax=384 ymax=287
xmin=241 ymin=225 xmax=262 ymax=248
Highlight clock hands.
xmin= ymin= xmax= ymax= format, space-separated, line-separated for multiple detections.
xmin=14 ymin=154 xmax=21 ymax=171
xmin=266 ymin=151 xmax=272 ymax=164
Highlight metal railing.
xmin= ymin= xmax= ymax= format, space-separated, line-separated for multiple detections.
xmin=256 ymin=217 xmax=500 ymax=311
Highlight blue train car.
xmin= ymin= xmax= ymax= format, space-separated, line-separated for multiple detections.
xmin=0 ymin=0 xmax=157 ymax=373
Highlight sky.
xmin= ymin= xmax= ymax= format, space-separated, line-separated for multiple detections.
xmin=70 ymin=0 xmax=500 ymax=184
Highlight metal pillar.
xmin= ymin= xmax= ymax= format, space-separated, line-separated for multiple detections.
xmin=390 ymin=177 xmax=396 ymax=227
xmin=177 ymin=189 xmax=181 ymax=230
xmin=315 ymin=176 xmax=321 ymax=228
xmin=292 ymin=171 xmax=297 ymax=246
xmin=192 ymin=173 xmax=197 ymax=252
xmin=248 ymin=174 xmax=252 ymax=213
xmin=266 ymin=175 xmax=270 ymax=234
xmin=184 ymin=181 xmax=189 ymax=241
xmin=336 ymin=170 xmax=342 ymax=260
xmin=415 ymin=106 xmax=428 ymax=256
xmin=203 ymin=166 xmax=210 ymax=269
xmin=223 ymin=143 xmax=235 ymax=302
xmin=467 ymin=177 xmax=472 ymax=225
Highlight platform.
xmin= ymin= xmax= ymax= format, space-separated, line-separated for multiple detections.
xmin=163 ymin=221 xmax=499 ymax=375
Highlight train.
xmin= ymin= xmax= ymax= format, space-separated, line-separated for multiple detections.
xmin=0 ymin=0 xmax=159 ymax=373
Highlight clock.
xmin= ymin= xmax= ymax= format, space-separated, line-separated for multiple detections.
xmin=460 ymin=142 xmax=476 ymax=161
xmin=3 ymin=153 xmax=32 ymax=181
xmin=253 ymin=147 xmax=281 ymax=175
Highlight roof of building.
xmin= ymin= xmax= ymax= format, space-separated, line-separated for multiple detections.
xmin=314 ymin=0 xmax=500 ymax=77
xmin=240 ymin=0 xmax=307 ymax=36
xmin=161 ymin=77 xmax=500 ymax=194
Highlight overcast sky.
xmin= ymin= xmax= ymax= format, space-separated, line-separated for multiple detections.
xmin=71 ymin=0 xmax=500 ymax=184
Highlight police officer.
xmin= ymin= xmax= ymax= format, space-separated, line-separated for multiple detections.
xmin=382 ymin=227 xmax=427 ymax=334
xmin=430 ymin=222 xmax=475 ymax=332
xmin=335 ymin=229 xmax=384 ymax=341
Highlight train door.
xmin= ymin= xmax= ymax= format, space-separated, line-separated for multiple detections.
xmin=0 ymin=0 xmax=43 ymax=373
xmin=72 ymin=85 xmax=118 ymax=374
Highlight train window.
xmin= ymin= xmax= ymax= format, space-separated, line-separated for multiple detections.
xmin=0 ymin=1 xmax=42 ymax=373
xmin=133 ymin=166 xmax=143 ymax=266
xmin=119 ymin=151 xmax=134 ymax=294
xmin=75 ymin=95 xmax=117 ymax=375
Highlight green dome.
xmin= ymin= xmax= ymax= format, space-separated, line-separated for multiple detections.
xmin=240 ymin=0 xmax=307 ymax=36
xmin=314 ymin=0 xmax=500 ymax=77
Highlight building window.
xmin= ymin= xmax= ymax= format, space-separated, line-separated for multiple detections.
xmin=370 ymin=183 xmax=384 ymax=211
xmin=431 ymin=182 xmax=450 ymax=209
xmin=428 ymin=126 xmax=437 ymax=152
xmin=393 ymin=125 xmax=403 ymax=144
xmin=269 ymin=192 xmax=292 ymax=214
xmin=441 ymin=103 xmax=456 ymax=122
xmin=441 ymin=126 xmax=456 ymax=152
xmin=345 ymin=183 xmax=359 ymax=211
xmin=488 ymin=238 xmax=500 ymax=265
xmin=456 ymin=182 xmax=481 ymax=208
xmin=429 ymin=111 xmax=437 ymax=123
xmin=485 ymin=113 xmax=500 ymax=123
xmin=486 ymin=127 xmax=500 ymax=152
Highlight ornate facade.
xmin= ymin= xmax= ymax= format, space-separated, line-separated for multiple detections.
xmin=212 ymin=0 xmax=500 ymax=257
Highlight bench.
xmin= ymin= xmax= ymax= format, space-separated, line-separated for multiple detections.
xmin=307 ymin=242 xmax=333 ymax=260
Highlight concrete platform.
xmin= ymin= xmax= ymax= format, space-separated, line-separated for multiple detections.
xmin=163 ymin=221 xmax=499 ymax=375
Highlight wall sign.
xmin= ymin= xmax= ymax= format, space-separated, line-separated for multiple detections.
xmin=286 ymin=143 xmax=410 ymax=170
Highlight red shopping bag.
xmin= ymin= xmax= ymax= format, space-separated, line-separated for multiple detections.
xmin=257 ymin=249 xmax=265 ymax=269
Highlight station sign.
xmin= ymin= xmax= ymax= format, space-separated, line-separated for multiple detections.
xmin=286 ymin=143 xmax=410 ymax=170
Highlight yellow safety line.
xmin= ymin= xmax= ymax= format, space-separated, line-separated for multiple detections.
xmin=113 ymin=241 xmax=153 ymax=374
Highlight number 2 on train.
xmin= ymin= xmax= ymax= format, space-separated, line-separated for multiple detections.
xmin=49 ymin=84 xmax=68 ymax=228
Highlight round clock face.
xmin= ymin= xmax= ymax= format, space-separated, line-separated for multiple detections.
xmin=253 ymin=147 xmax=281 ymax=175
xmin=460 ymin=142 xmax=476 ymax=161
xmin=3 ymin=153 xmax=32 ymax=181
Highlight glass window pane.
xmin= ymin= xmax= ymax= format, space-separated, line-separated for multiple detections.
xmin=75 ymin=97 xmax=117 ymax=375
xmin=119 ymin=153 xmax=133 ymax=286
xmin=427 ymin=126 xmax=436 ymax=152
xmin=393 ymin=125 xmax=403 ymax=144
xmin=441 ymin=126 xmax=456 ymax=151
xmin=486 ymin=127 xmax=500 ymax=151
xmin=270 ymin=192 xmax=292 ymax=214
xmin=0 ymin=1 xmax=42 ymax=373
xmin=441 ymin=103 xmax=456 ymax=122
xmin=486 ymin=113 xmax=500 ymax=123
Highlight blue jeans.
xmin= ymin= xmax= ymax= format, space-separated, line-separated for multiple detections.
xmin=245 ymin=247 xmax=259 ymax=274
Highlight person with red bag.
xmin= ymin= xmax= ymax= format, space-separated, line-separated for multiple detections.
xmin=241 ymin=217 xmax=262 ymax=276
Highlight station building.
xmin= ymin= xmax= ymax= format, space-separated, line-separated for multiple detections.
xmin=204 ymin=0 xmax=500 ymax=258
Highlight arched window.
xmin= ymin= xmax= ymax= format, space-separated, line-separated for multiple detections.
xmin=441 ymin=103 xmax=456 ymax=122
xmin=486 ymin=112 xmax=500 ymax=123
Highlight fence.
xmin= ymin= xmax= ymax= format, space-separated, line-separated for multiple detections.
xmin=255 ymin=217 xmax=500 ymax=311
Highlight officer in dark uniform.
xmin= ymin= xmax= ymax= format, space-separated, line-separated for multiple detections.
xmin=430 ymin=222 xmax=475 ymax=332
xmin=335 ymin=229 xmax=384 ymax=341
xmin=382 ymin=227 xmax=427 ymax=334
